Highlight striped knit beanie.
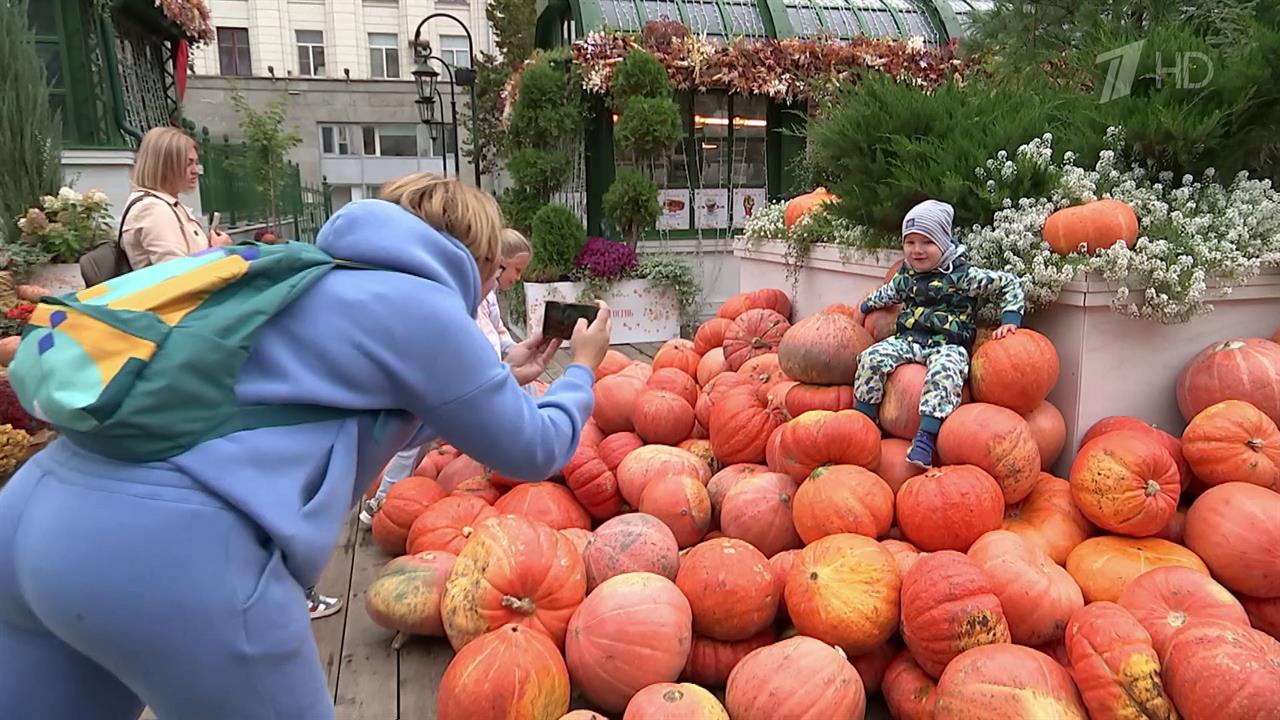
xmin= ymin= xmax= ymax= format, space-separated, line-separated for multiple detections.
xmin=901 ymin=199 xmax=955 ymax=254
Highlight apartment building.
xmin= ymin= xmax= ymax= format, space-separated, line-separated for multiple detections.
xmin=186 ymin=0 xmax=494 ymax=208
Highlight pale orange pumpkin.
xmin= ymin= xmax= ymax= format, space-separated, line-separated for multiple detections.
xmin=1162 ymin=619 xmax=1280 ymax=720
xmin=881 ymin=651 xmax=937 ymax=720
xmin=1002 ymin=472 xmax=1094 ymax=565
xmin=597 ymin=349 xmax=633 ymax=380
xmin=1069 ymin=430 xmax=1180 ymax=537
xmin=1177 ymin=337 xmax=1280 ymax=425
xmin=437 ymin=623 xmax=570 ymax=720
xmin=725 ymin=636 xmax=865 ymax=720
xmin=1023 ymin=401 xmax=1067 ymax=471
xmin=1181 ymin=399 xmax=1280 ymax=491
xmin=695 ymin=348 xmax=728 ymax=386
xmin=1065 ymin=535 xmax=1209 ymax=603
xmin=681 ymin=629 xmax=776 ymax=688
xmin=617 ymin=445 xmax=711 ymax=507
xmin=1042 ymin=198 xmax=1139 ymax=255
xmin=933 ymin=644 xmax=1087 ymax=718
xmin=1184 ymin=482 xmax=1280 ymax=599
xmin=623 ymin=682 xmax=729 ymax=720
xmin=594 ymin=373 xmax=647 ymax=434
xmin=937 ymin=403 xmax=1041 ymax=503
xmin=966 ymin=530 xmax=1085 ymax=646
xmin=639 ymin=474 xmax=712 ymax=548
xmin=791 ymin=464 xmax=894 ymax=543
xmin=676 ymin=538 xmax=778 ymax=641
xmin=584 ymin=513 xmax=680 ymax=590
xmin=1116 ymin=565 xmax=1250 ymax=657
xmin=776 ymin=310 xmax=873 ymax=385
xmin=785 ymin=533 xmax=900 ymax=655
xmin=717 ymin=471 xmax=802 ymax=557
xmin=874 ymin=438 xmax=924 ymax=493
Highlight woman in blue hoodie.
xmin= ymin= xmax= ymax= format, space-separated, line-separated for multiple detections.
xmin=0 ymin=174 xmax=611 ymax=720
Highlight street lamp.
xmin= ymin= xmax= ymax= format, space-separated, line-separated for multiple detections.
xmin=412 ymin=12 xmax=481 ymax=187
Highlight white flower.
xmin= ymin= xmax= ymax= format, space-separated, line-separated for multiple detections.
xmin=58 ymin=187 xmax=80 ymax=202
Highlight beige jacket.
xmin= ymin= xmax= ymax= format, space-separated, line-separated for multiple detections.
xmin=120 ymin=189 xmax=211 ymax=269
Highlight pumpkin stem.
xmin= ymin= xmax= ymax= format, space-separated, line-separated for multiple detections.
xmin=1247 ymin=438 xmax=1265 ymax=450
xmin=391 ymin=632 xmax=410 ymax=651
xmin=501 ymin=595 xmax=537 ymax=614
xmin=1144 ymin=479 xmax=1161 ymax=497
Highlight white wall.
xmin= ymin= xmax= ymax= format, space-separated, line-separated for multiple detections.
xmin=61 ymin=149 xmax=204 ymax=223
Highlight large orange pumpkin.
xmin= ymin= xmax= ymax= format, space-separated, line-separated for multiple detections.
xmin=1024 ymin=401 xmax=1067 ymax=471
xmin=366 ymin=550 xmax=457 ymax=647
xmin=882 ymin=538 xmax=922 ymax=578
xmin=782 ymin=187 xmax=838 ymax=229
xmin=676 ymin=538 xmax=778 ymax=641
xmin=562 ymin=443 xmax=624 ymax=521
xmin=1184 ymin=482 xmax=1280 ymax=598
xmin=900 ymin=550 xmax=1012 ymax=678
xmin=677 ymin=438 xmax=716 ymax=469
xmin=716 ymin=288 xmax=792 ymax=322
xmin=695 ymin=348 xmax=728 ymax=386
xmin=774 ymin=382 xmax=855 ymax=417
xmin=776 ymin=311 xmax=873 ymax=385
xmin=560 ymin=712 xmax=608 ymax=720
xmin=623 ymin=682 xmax=729 ymax=720
xmin=564 ymin=572 xmax=693 ymax=713
xmin=584 ymin=513 xmax=680 ymax=590
xmin=594 ymin=373 xmax=647 ymax=433
xmin=708 ymin=385 xmax=786 ymax=465
xmin=1064 ymin=601 xmax=1176 ymax=720
xmin=879 ymin=363 xmax=928 ymax=440
xmin=620 ymin=361 xmax=654 ymax=382
xmin=736 ymin=353 xmax=789 ymax=396
xmin=371 ymin=476 xmax=447 ymax=555
xmin=598 ymin=431 xmax=644 ymax=472
xmin=966 ymin=530 xmax=1085 ymax=646
xmin=725 ymin=636 xmax=866 ymax=720
xmin=785 ymin=533 xmax=900 ymax=655
xmin=881 ymin=651 xmax=937 ymax=720
xmin=647 ymin=368 xmax=699 ymax=406
xmin=1002 ymin=472 xmax=1094 ymax=565
xmin=718 ymin=471 xmax=802 ymax=557
xmin=1081 ymin=415 xmax=1193 ymax=489
xmin=653 ymin=338 xmax=700 ymax=378
xmin=632 ymin=389 xmax=697 ymax=446
xmin=848 ymin=642 xmax=896 ymax=696
xmin=616 ymin=445 xmax=711 ymax=507
xmin=437 ymin=623 xmax=570 ymax=720
xmin=1041 ymin=198 xmax=1138 ymax=255
xmin=441 ymin=515 xmax=587 ymax=650
xmin=874 ymin=438 xmax=923 ymax=493
xmin=897 ymin=465 xmax=1004 ymax=552
xmin=1243 ymin=595 xmax=1280 ymax=641
xmin=1177 ymin=337 xmax=1280 ymax=425
xmin=406 ymin=495 xmax=498 ymax=555
xmin=932 ymin=644 xmax=1087 ymax=718
xmin=969 ymin=329 xmax=1060 ymax=414
xmin=937 ymin=403 xmax=1041 ymax=503
xmin=450 ymin=474 xmax=501 ymax=504
xmin=681 ymin=629 xmax=776 ymax=687
xmin=639 ymin=474 xmax=712 ymax=548
xmin=766 ymin=409 xmax=880 ymax=482
xmin=494 ymin=482 xmax=592 ymax=531
xmin=1162 ymin=619 xmax=1280 ymax=720
xmin=1116 ymin=565 xmax=1250 ymax=656
xmin=722 ymin=309 xmax=790 ymax=371
xmin=1181 ymin=399 xmax=1280 ymax=491
xmin=706 ymin=463 xmax=767 ymax=527
xmin=1065 ymin=535 xmax=1209 ymax=603
xmin=791 ymin=464 xmax=894 ymax=543
xmin=597 ymin=349 xmax=633 ymax=380
xmin=694 ymin=318 xmax=734 ymax=355
xmin=696 ymin=372 xmax=751 ymax=429
xmin=560 ymin=528 xmax=592 ymax=559
xmin=1069 ymin=430 xmax=1181 ymax=537
xmin=768 ymin=549 xmax=799 ymax=622
xmin=422 ymin=443 xmax=461 ymax=475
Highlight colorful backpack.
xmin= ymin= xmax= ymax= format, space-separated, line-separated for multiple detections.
xmin=10 ymin=242 xmax=372 ymax=462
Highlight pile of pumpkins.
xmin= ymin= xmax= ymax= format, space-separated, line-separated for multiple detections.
xmin=364 ymin=286 xmax=1280 ymax=720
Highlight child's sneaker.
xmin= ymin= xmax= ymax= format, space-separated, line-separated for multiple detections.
xmin=358 ymin=494 xmax=384 ymax=527
xmin=307 ymin=587 xmax=343 ymax=620
xmin=907 ymin=430 xmax=937 ymax=469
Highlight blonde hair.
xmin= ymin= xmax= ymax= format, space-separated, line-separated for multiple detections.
xmin=132 ymin=127 xmax=196 ymax=194
xmin=499 ymin=228 xmax=533 ymax=260
xmin=379 ymin=173 xmax=504 ymax=283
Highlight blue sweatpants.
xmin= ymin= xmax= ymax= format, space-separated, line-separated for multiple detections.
xmin=0 ymin=458 xmax=334 ymax=719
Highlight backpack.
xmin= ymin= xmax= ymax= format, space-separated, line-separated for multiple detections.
xmin=79 ymin=192 xmax=177 ymax=287
xmin=11 ymin=242 xmax=373 ymax=463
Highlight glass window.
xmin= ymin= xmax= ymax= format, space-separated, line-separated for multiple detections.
xmin=898 ymin=11 xmax=938 ymax=40
xmin=362 ymin=125 xmax=418 ymax=157
xmin=218 ymin=27 xmax=252 ymax=76
xmin=28 ymin=1 xmax=57 ymax=35
xmin=369 ymin=33 xmax=400 ymax=79
xmin=684 ymin=0 xmax=726 ymax=35
xmin=297 ymin=30 xmax=326 ymax=77
xmin=641 ymin=0 xmax=680 ymax=22
xmin=731 ymin=96 xmax=767 ymax=189
xmin=320 ymin=125 xmax=353 ymax=155
xmin=439 ymin=36 xmax=471 ymax=69
xmin=425 ymin=126 xmax=459 ymax=157
xmin=35 ymin=43 xmax=63 ymax=86
xmin=818 ymin=4 xmax=861 ymax=37
xmin=786 ymin=3 xmax=823 ymax=35
xmin=724 ymin=1 xmax=766 ymax=36
xmin=851 ymin=2 xmax=899 ymax=36
xmin=600 ymin=0 xmax=642 ymax=30
xmin=694 ymin=94 xmax=730 ymax=189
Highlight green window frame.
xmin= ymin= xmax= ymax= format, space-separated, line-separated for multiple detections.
xmin=598 ymin=0 xmax=771 ymax=38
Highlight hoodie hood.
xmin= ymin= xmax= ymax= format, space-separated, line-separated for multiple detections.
xmin=316 ymin=199 xmax=483 ymax=315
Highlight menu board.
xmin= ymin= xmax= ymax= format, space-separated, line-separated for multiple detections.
xmin=657 ymin=189 xmax=690 ymax=230
xmin=732 ymin=188 xmax=768 ymax=228
xmin=695 ymin=188 xmax=729 ymax=230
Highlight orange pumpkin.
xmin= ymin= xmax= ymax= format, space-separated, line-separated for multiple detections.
xmin=969 ymin=329 xmax=1060 ymax=414
xmin=594 ymin=373 xmax=647 ymax=433
xmin=776 ymin=311 xmax=873 ymax=385
xmin=681 ymin=628 xmax=776 ymax=687
xmin=725 ymin=636 xmax=866 ymax=720
xmin=1065 ymin=535 xmax=1209 ymax=603
xmin=560 ymin=712 xmax=609 ymax=720
xmin=881 ymin=538 xmax=922 ymax=578
xmin=677 ymin=438 xmax=717 ymax=470
xmin=937 ymin=403 xmax=1041 ymax=503
xmin=562 ymin=443 xmax=624 ymax=521
xmin=366 ymin=550 xmax=457 ymax=646
xmin=620 ymin=361 xmax=653 ymax=382
xmin=653 ymin=338 xmax=700 ymax=378
xmin=933 ymin=644 xmax=1087 ymax=718
xmin=676 ymin=538 xmax=777 ymax=641
xmin=791 ymin=464 xmax=894 ymax=543
xmin=766 ymin=409 xmax=880 ymax=482
xmin=773 ymin=382 xmax=855 ymax=417
xmin=1069 ymin=430 xmax=1181 ymax=537
xmin=441 ymin=515 xmax=587 ymax=650
xmin=1155 ymin=508 xmax=1187 ymax=544
xmin=422 ymin=443 xmax=461 ymax=475
xmin=706 ymin=463 xmax=767 ymax=527
xmin=768 ymin=549 xmax=799 ymax=622
xmin=966 ymin=530 xmax=1084 ymax=646
xmin=722 ymin=309 xmax=790 ymax=371
xmin=1242 ymin=594 xmax=1280 ymax=640
xmin=1184 ymin=482 xmax=1280 ymax=598
xmin=371 ymin=476 xmax=447 ymax=555
xmin=716 ymin=288 xmax=792 ymax=322
xmin=881 ymin=651 xmax=937 ymax=720
xmin=437 ymin=623 xmax=570 ymax=720
xmin=1023 ymin=401 xmax=1067 ymax=471
xmin=900 ymin=550 xmax=1011 ymax=678
xmin=597 ymin=349 xmax=633 ymax=380
xmin=863 ymin=305 xmax=899 ymax=342
xmin=1080 ymin=415 xmax=1193 ymax=489
xmin=1042 ymin=198 xmax=1138 ymax=255
xmin=1002 ymin=472 xmax=1094 ymax=565
xmin=874 ymin=438 xmax=923 ymax=493
xmin=695 ymin=372 xmax=751 ymax=429
xmin=1162 ymin=619 xmax=1280 ymax=720
xmin=849 ymin=642 xmax=896 ymax=696
xmin=694 ymin=318 xmax=734 ymax=355
xmin=880 ymin=363 xmax=928 ymax=440
xmin=647 ymin=368 xmax=699 ymax=406
xmin=623 ymin=682 xmax=728 ymax=720
xmin=1182 ymin=399 xmax=1280 ymax=490
xmin=708 ymin=385 xmax=786 ymax=465
xmin=560 ymin=528 xmax=592 ymax=559
xmin=782 ymin=187 xmax=838 ymax=229
xmin=632 ymin=389 xmax=697 ymax=446
xmin=406 ymin=495 xmax=498 ymax=555
xmin=450 ymin=474 xmax=501 ymax=504
xmin=897 ymin=465 xmax=1004 ymax=553
xmin=1064 ymin=601 xmax=1176 ymax=720
xmin=785 ymin=533 xmax=900 ymax=655
xmin=584 ymin=513 xmax=680 ymax=590
xmin=616 ymin=445 xmax=710 ymax=507
xmin=1117 ymin=565 xmax=1250 ymax=656
xmin=493 ymin=482 xmax=592 ymax=531
xmin=639 ymin=474 xmax=712 ymax=548
xmin=695 ymin=348 xmax=728 ymax=386
xmin=718 ymin=471 xmax=802 ymax=557
xmin=1178 ymin=337 xmax=1280 ymax=425
xmin=598 ymin=431 xmax=644 ymax=472
xmin=736 ymin=353 xmax=789 ymax=396
xmin=564 ymin=573 xmax=693 ymax=713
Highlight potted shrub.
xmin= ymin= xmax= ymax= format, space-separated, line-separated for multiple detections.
xmin=16 ymin=187 xmax=113 ymax=294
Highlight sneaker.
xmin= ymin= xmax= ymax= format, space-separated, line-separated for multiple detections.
xmin=358 ymin=494 xmax=384 ymax=527
xmin=307 ymin=588 xmax=343 ymax=620
xmin=906 ymin=430 xmax=937 ymax=469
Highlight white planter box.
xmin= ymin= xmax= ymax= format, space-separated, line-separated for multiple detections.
xmin=737 ymin=239 xmax=1280 ymax=475
xmin=28 ymin=263 xmax=86 ymax=296
xmin=638 ymin=237 xmax=740 ymax=321
xmin=525 ymin=279 xmax=681 ymax=345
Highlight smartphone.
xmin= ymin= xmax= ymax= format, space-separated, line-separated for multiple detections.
xmin=209 ymin=211 xmax=222 ymax=234
xmin=542 ymin=301 xmax=599 ymax=340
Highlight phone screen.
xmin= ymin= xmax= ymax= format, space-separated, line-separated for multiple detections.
xmin=542 ymin=301 xmax=599 ymax=340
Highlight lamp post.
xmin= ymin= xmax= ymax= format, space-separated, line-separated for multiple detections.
xmin=412 ymin=13 xmax=481 ymax=187
xmin=412 ymin=57 xmax=462 ymax=178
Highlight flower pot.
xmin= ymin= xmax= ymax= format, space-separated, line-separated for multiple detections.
xmin=27 ymin=264 xmax=85 ymax=297
xmin=524 ymin=279 xmax=681 ymax=345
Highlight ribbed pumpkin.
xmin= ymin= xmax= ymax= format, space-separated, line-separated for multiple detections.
xmin=786 ymin=533 xmax=901 ymax=655
xmin=933 ymin=644 xmax=1087 ymax=718
xmin=706 ymin=463 xmax=766 ymax=526
xmin=1162 ymin=620 xmax=1280 ymax=720
xmin=879 ymin=363 xmax=928 ymax=440
xmin=768 ymin=549 xmax=799 ymax=622
xmin=581 ymin=419 xmax=605 ymax=448
xmin=676 ymin=538 xmax=778 ymax=641
xmin=875 ymin=438 xmax=924 ymax=493
xmin=562 ymin=443 xmax=624 ymax=521
xmin=725 ymin=636 xmax=866 ymax=720
xmin=1116 ymin=565 xmax=1250 ymax=656
xmin=598 ymin=431 xmax=644 ymax=472
xmin=366 ymin=551 xmax=457 ymax=648
xmin=1182 ymin=399 xmax=1280 ymax=490
xmin=620 ymin=361 xmax=653 ymax=382
xmin=897 ymin=465 xmax=1004 ymax=553
xmin=594 ymin=373 xmax=647 ymax=433
xmin=653 ymin=338 xmax=700 ymax=378
xmin=1177 ymin=337 xmax=1280 ymax=425
xmin=1184 ymin=482 xmax=1280 ymax=598
xmin=776 ymin=311 xmax=873 ymax=385
xmin=937 ymin=403 xmax=1041 ymax=503
xmin=1065 ymin=535 xmax=1209 ymax=603
xmin=1041 ymin=198 xmax=1138 ymax=256
xmin=695 ymin=348 xmax=728 ymax=386
xmin=494 ymin=482 xmax=592 ymax=531
xmin=561 ymin=528 xmax=592 ymax=559
xmin=632 ymin=389 xmax=697 ymax=446
xmin=863 ymin=305 xmax=899 ymax=342
xmin=597 ymin=349 xmax=633 ymax=380
xmin=639 ymin=474 xmax=712 ymax=548
xmin=791 ymin=464 xmax=894 ymax=543
xmin=1064 ymin=601 xmax=1176 ymax=720
xmin=708 ymin=385 xmax=786 ymax=465
xmin=1069 ymin=430 xmax=1181 ymax=537
xmin=882 ymin=538 xmax=922 ymax=579
xmin=718 ymin=471 xmax=802 ymax=557
xmin=421 ymin=443 xmax=460 ymax=475
xmin=617 ymin=445 xmax=711 ymax=507
xmin=766 ymin=410 xmax=880 ymax=482
xmin=647 ymin=368 xmax=699 ymax=406
xmin=716 ymin=288 xmax=792 ymax=322
xmin=736 ymin=353 xmax=789 ymax=395
xmin=695 ymin=372 xmax=751 ymax=429
xmin=450 ymin=474 xmax=501 ymax=504
xmin=1243 ymin=595 xmax=1280 ymax=640
xmin=441 ymin=515 xmax=587 ymax=650
xmin=1023 ymin=401 xmax=1067 ymax=471
xmin=564 ymin=572 xmax=693 ymax=713
xmin=584 ymin=513 xmax=680 ymax=591
xmin=1081 ymin=415 xmax=1192 ymax=489
xmin=900 ymin=551 xmax=1011 ymax=678
xmin=966 ymin=530 xmax=1085 ymax=646
xmin=371 ymin=476 xmax=447 ymax=555
xmin=406 ymin=495 xmax=498 ymax=555
xmin=881 ymin=651 xmax=937 ymax=720
xmin=782 ymin=187 xmax=838 ymax=229
xmin=623 ymin=683 xmax=728 ymax=720
xmin=560 ymin=712 xmax=608 ymax=720
xmin=681 ymin=628 xmax=776 ymax=687
xmin=722 ymin=309 xmax=790 ymax=371
xmin=677 ymin=438 xmax=716 ymax=469
xmin=1002 ymin=472 xmax=1094 ymax=565
xmin=774 ymin=382 xmax=855 ymax=417
xmin=694 ymin=318 xmax=734 ymax=355
xmin=438 ymin=623 xmax=570 ymax=720
xmin=969 ymin=329 xmax=1060 ymax=414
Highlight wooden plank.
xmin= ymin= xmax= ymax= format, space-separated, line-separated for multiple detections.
xmin=333 ymin=527 xmax=400 ymax=720
xmin=616 ymin=344 xmax=647 ymax=362
xmin=633 ymin=342 xmax=665 ymax=359
xmin=397 ymin=638 xmax=454 ymax=720
xmin=313 ymin=513 xmax=360 ymax=697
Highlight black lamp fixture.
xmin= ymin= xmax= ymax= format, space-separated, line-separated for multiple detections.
xmin=412 ymin=63 xmax=440 ymax=113
xmin=412 ymin=12 xmax=482 ymax=186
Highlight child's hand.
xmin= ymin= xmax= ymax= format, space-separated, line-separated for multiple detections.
xmin=991 ymin=324 xmax=1018 ymax=340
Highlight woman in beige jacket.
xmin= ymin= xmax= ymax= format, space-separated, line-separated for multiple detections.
xmin=121 ymin=127 xmax=232 ymax=268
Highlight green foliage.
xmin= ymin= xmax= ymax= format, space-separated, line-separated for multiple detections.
xmin=614 ymin=97 xmax=683 ymax=162
xmin=498 ymin=186 xmax=542 ymax=236
xmin=506 ymin=61 xmax=584 ymax=150
xmin=0 ymin=0 xmax=62 ymax=248
xmin=507 ymin=148 xmax=572 ymax=200
xmin=463 ymin=0 xmax=536 ymax=173
xmin=610 ymin=50 xmax=673 ymax=109
xmin=603 ymin=170 xmax=660 ymax=245
xmin=486 ymin=0 xmax=536 ymax=65
xmin=529 ymin=204 xmax=587 ymax=282
xmin=229 ymin=92 xmax=301 ymax=228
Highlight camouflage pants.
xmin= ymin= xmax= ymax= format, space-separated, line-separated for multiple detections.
xmin=854 ymin=335 xmax=970 ymax=420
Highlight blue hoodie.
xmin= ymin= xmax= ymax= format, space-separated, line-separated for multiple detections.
xmin=29 ymin=200 xmax=596 ymax=586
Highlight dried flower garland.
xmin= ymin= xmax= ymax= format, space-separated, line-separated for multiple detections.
xmin=155 ymin=0 xmax=214 ymax=43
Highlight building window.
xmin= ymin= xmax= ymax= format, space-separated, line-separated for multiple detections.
xmin=425 ymin=125 xmax=459 ymax=157
xmin=320 ymin=125 xmax=354 ymax=155
xmin=439 ymin=36 xmax=471 ymax=69
xmin=362 ymin=125 xmax=418 ymax=157
xmin=217 ymin=27 xmax=252 ymax=76
xmin=369 ymin=33 xmax=401 ymax=79
xmin=296 ymin=30 xmax=326 ymax=77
